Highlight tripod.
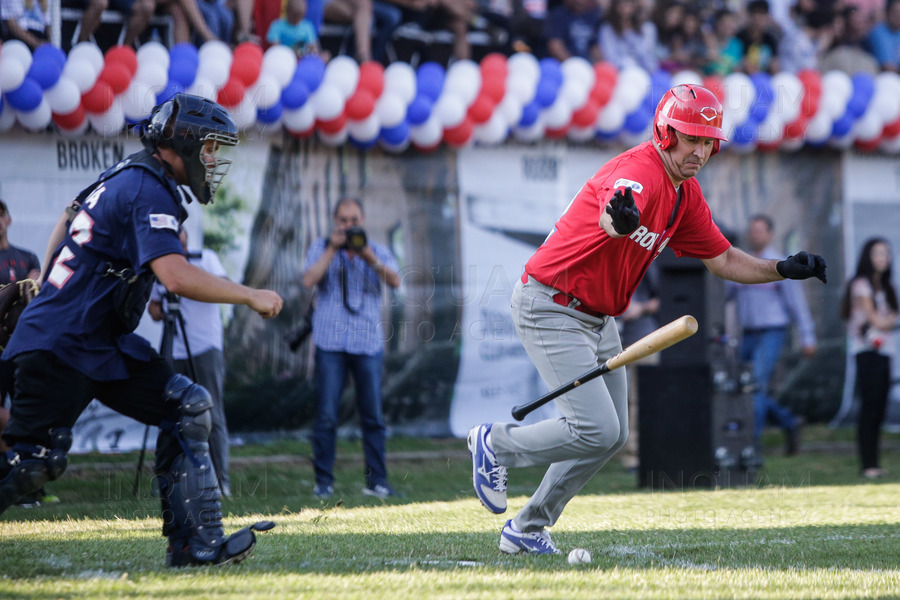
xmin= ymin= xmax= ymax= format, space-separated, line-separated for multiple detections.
xmin=132 ymin=292 xmax=197 ymax=497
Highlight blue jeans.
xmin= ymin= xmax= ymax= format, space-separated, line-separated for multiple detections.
xmin=740 ymin=327 xmax=797 ymax=445
xmin=313 ymin=348 xmax=387 ymax=488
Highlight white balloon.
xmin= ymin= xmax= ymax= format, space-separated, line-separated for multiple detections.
xmin=0 ymin=39 xmax=33 ymax=72
xmin=544 ymin=95 xmax=573 ymax=129
xmin=473 ymin=111 xmax=508 ymax=145
xmin=771 ymin=72 xmax=803 ymax=124
xmin=310 ymin=83 xmax=345 ymax=120
xmin=197 ymin=57 xmax=230 ymax=88
xmin=497 ymin=94 xmax=523 ymax=128
xmin=261 ymin=44 xmax=297 ymax=88
xmin=324 ymin=55 xmax=360 ymax=99
xmin=445 ymin=60 xmax=481 ymax=106
xmin=231 ymin=94 xmax=258 ymax=130
xmin=16 ymin=98 xmax=51 ymax=131
xmin=347 ymin=112 xmax=381 ymax=141
xmin=0 ymin=57 xmax=26 ymax=92
xmin=671 ymin=69 xmax=703 ymax=86
xmin=88 ymin=97 xmax=125 ymax=137
xmin=757 ymin=111 xmax=784 ymax=144
xmin=880 ymin=132 xmax=900 ymax=153
xmin=853 ymin=110 xmax=883 ymax=141
xmin=559 ymin=78 xmax=589 ymax=111
xmin=561 ymin=57 xmax=595 ymax=90
xmin=409 ymin=114 xmax=442 ymax=146
xmin=384 ymin=62 xmax=417 ymax=104
xmin=507 ymin=52 xmax=540 ymax=84
xmin=595 ymin=102 xmax=625 ymax=133
xmin=44 ymin=76 xmax=82 ymax=114
xmin=69 ymin=42 xmax=104 ymax=75
xmin=567 ymin=125 xmax=595 ymax=142
xmin=283 ymin=103 xmax=316 ymax=132
xmin=62 ymin=58 xmax=99 ymax=94
xmin=247 ymin=74 xmax=282 ymax=109
xmin=375 ymin=91 xmax=406 ymax=128
xmin=318 ymin=127 xmax=348 ymax=146
xmin=781 ymin=136 xmax=804 ymax=152
xmin=137 ymin=41 xmax=170 ymax=72
xmin=121 ymin=80 xmax=156 ymax=121
xmin=433 ymin=92 xmax=466 ymax=128
xmin=805 ymin=111 xmax=833 ymax=143
xmin=820 ymin=91 xmax=848 ymax=120
xmin=723 ymin=72 xmax=754 ymax=122
xmin=185 ymin=76 xmax=217 ymax=100
xmin=871 ymin=73 xmax=900 ymax=124
xmin=198 ymin=40 xmax=232 ymax=69
xmin=613 ymin=67 xmax=651 ymax=114
xmin=829 ymin=133 xmax=854 ymax=149
xmin=505 ymin=72 xmax=536 ymax=106
xmin=379 ymin=137 xmax=410 ymax=153
xmin=134 ymin=62 xmax=169 ymax=92
xmin=0 ymin=104 xmax=16 ymax=132
xmin=513 ymin=118 xmax=545 ymax=142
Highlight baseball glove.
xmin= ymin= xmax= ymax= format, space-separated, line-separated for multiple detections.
xmin=0 ymin=279 xmax=39 ymax=351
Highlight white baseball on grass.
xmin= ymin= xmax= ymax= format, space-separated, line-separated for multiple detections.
xmin=567 ymin=548 xmax=591 ymax=565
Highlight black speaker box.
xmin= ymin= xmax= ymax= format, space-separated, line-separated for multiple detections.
xmin=637 ymin=364 xmax=757 ymax=489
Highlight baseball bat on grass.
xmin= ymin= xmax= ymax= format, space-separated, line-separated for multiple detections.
xmin=511 ymin=315 xmax=699 ymax=421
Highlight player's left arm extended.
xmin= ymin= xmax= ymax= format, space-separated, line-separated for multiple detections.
xmin=703 ymin=246 xmax=827 ymax=284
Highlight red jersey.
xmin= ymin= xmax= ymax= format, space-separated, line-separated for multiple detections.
xmin=525 ymin=141 xmax=730 ymax=316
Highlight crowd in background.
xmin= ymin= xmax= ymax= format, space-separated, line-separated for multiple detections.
xmin=2 ymin=0 xmax=899 ymax=74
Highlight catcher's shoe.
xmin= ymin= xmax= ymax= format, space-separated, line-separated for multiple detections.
xmin=499 ymin=520 xmax=560 ymax=555
xmin=166 ymin=521 xmax=276 ymax=567
xmin=467 ymin=423 xmax=507 ymax=514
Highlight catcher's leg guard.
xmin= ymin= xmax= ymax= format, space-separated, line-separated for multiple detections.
xmin=157 ymin=374 xmax=274 ymax=567
xmin=0 ymin=428 xmax=72 ymax=514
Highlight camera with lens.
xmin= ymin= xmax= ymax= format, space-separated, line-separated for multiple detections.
xmin=343 ymin=226 xmax=368 ymax=251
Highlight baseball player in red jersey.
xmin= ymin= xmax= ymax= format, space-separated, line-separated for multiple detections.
xmin=466 ymin=84 xmax=827 ymax=555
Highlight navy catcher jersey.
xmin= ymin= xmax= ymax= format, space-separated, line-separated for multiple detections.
xmin=3 ymin=151 xmax=186 ymax=380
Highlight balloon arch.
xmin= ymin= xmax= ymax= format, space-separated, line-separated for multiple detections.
xmin=2 ymin=38 xmax=900 ymax=153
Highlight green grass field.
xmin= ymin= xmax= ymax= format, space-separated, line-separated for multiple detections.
xmin=2 ymin=426 xmax=899 ymax=599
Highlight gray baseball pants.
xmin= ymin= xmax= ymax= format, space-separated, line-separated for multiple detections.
xmin=490 ymin=276 xmax=628 ymax=532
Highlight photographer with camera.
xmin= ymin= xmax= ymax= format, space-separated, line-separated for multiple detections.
xmin=148 ymin=228 xmax=233 ymax=497
xmin=302 ymin=197 xmax=400 ymax=500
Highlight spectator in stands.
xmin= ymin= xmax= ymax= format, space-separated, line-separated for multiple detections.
xmin=1 ymin=0 xmax=50 ymax=49
xmin=821 ymin=5 xmax=879 ymax=73
xmin=157 ymin=0 xmax=220 ymax=44
xmin=268 ymin=0 xmax=330 ymax=57
xmin=254 ymin=0 xmax=284 ymax=47
xmin=195 ymin=0 xmax=234 ymax=46
xmin=704 ymin=8 xmax=743 ymax=76
xmin=474 ymin=0 xmax=514 ymax=55
xmin=779 ymin=2 xmax=836 ymax=73
xmin=72 ymin=0 xmax=109 ymax=45
xmin=231 ymin=0 xmax=256 ymax=43
xmin=385 ymin=0 xmax=477 ymax=61
xmin=598 ymin=0 xmax=659 ymax=72
xmin=544 ymin=0 xmax=603 ymax=62
xmin=74 ymin=0 xmax=158 ymax=47
xmin=510 ymin=0 xmax=547 ymax=56
xmin=867 ymin=0 xmax=900 ymax=71
xmin=737 ymin=0 xmax=781 ymax=74
xmin=655 ymin=1 xmax=708 ymax=73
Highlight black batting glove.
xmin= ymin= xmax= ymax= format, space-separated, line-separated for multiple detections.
xmin=605 ymin=188 xmax=640 ymax=235
xmin=776 ymin=251 xmax=827 ymax=284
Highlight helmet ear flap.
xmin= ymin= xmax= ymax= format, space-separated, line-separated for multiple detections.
xmin=656 ymin=125 xmax=677 ymax=151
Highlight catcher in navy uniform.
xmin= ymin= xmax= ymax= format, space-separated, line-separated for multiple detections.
xmin=0 ymin=94 xmax=283 ymax=567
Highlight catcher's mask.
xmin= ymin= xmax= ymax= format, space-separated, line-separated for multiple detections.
xmin=141 ymin=93 xmax=238 ymax=205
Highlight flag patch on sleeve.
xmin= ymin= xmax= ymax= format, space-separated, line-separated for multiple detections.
xmin=149 ymin=213 xmax=179 ymax=231
xmin=613 ymin=178 xmax=644 ymax=193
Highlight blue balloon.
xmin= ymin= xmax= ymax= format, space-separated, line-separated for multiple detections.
xmin=624 ymin=105 xmax=651 ymax=133
xmin=595 ymin=130 xmax=620 ymax=142
xmin=650 ymin=69 xmax=671 ymax=103
xmin=417 ymin=62 xmax=444 ymax=102
xmin=847 ymin=72 xmax=875 ymax=118
xmin=534 ymin=79 xmax=559 ymax=108
xmin=168 ymin=59 xmax=197 ymax=88
xmin=295 ymin=55 xmax=325 ymax=92
xmin=519 ymin=100 xmax=541 ymax=127
xmin=281 ymin=78 xmax=310 ymax=109
xmin=831 ymin=112 xmax=854 ymax=137
xmin=349 ymin=135 xmax=378 ymax=150
xmin=5 ymin=78 xmax=43 ymax=112
xmin=257 ymin=102 xmax=283 ymax=123
xmin=406 ymin=95 xmax=432 ymax=125
xmin=33 ymin=44 xmax=66 ymax=70
xmin=748 ymin=72 xmax=773 ymax=124
xmin=169 ymin=42 xmax=199 ymax=69
xmin=381 ymin=120 xmax=409 ymax=145
xmin=538 ymin=58 xmax=563 ymax=86
xmin=731 ymin=121 xmax=758 ymax=145
xmin=27 ymin=55 xmax=62 ymax=90
xmin=156 ymin=83 xmax=184 ymax=106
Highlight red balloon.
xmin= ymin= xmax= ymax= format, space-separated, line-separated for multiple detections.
xmin=412 ymin=141 xmax=440 ymax=153
xmin=594 ymin=62 xmax=618 ymax=87
xmin=590 ymin=77 xmax=614 ymax=107
xmin=467 ymin=94 xmax=494 ymax=125
xmin=105 ymin=45 xmax=138 ymax=77
xmin=882 ymin=114 xmax=900 ymax=138
xmin=317 ymin=113 xmax=347 ymax=134
xmin=217 ymin=77 xmax=246 ymax=107
xmin=756 ymin=141 xmax=780 ymax=153
xmin=855 ymin=138 xmax=881 ymax=153
xmin=99 ymin=62 xmax=132 ymax=95
xmin=480 ymin=74 xmax=505 ymax=104
xmin=480 ymin=53 xmax=507 ymax=78
xmin=233 ymin=41 xmax=264 ymax=63
xmin=288 ymin=125 xmax=316 ymax=139
xmin=443 ymin=117 xmax=473 ymax=146
xmin=345 ymin=88 xmax=376 ymax=120
xmin=702 ymin=75 xmax=725 ymax=103
xmin=358 ymin=61 xmax=384 ymax=97
xmin=545 ymin=125 xmax=569 ymax=139
xmin=572 ymin=98 xmax=600 ymax=128
xmin=53 ymin=105 xmax=86 ymax=129
xmin=784 ymin=116 xmax=809 ymax=139
xmin=797 ymin=69 xmax=821 ymax=94
xmin=82 ymin=80 xmax=114 ymax=113
xmin=231 ymin=55 xmax=261 ymax=87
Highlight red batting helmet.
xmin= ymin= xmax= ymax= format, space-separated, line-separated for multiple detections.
xmin=653 ymin=84 xmax=727 ymax=154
